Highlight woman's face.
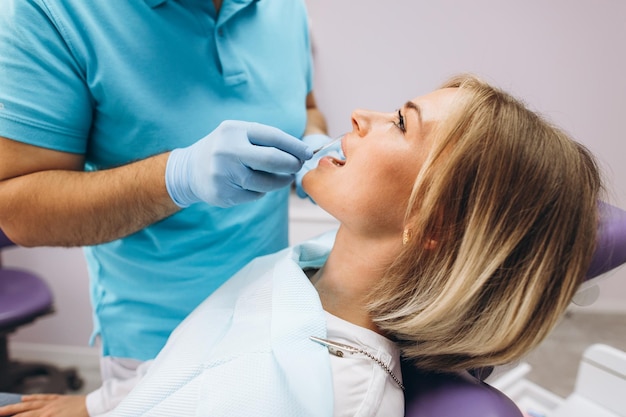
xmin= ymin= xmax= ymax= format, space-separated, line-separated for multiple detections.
xmin=303 ymin=88 xmax=459 ymax=238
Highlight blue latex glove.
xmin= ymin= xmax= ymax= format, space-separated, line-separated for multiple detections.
xmin=295 ymin=134 xmax=343 ymax=200
xmin=166 ymin=120 xmax=313 ymax=208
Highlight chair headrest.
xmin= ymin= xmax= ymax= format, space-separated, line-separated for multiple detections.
xmin=586 ymin=201 xmax=626 ymax=279
xmin=0 ymin=228 xmax=13 ymax=249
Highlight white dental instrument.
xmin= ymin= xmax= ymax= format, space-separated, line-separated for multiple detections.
xmin=312 ymin=134 xmax=344 ymax=155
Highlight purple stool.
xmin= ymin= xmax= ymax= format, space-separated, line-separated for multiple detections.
xmin=0 ymin=230 xmax=83 ymax=394
xmin=403 ymin=203 xmax=626 ymax=417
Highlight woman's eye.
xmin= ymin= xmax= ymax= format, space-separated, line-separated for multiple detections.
xmin=395 ymin=109 xmax=406 ymax=132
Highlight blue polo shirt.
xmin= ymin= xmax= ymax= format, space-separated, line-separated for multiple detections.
xmin=0 ymin=0 xmax=313 ymax=360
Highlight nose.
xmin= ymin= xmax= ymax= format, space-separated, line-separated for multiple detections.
xmin=351 ymin=108 xmax=377 ymax=137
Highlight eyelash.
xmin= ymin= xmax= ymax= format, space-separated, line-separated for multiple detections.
xmin=395 ymin=109 xmax=406 ymax=132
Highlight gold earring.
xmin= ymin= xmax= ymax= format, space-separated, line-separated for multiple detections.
xmin=402 ymin=229 xmax=411 ymax=245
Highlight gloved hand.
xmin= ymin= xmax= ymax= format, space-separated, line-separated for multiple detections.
xmin=295 ymin=134 xmax=342 ymax=200
xmin=166 ymin=120 xmax=313 ymax=208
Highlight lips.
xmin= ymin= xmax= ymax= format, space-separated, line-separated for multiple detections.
xmin=341 ymin=136 xmax=348 ymax=160
xmin=331 ymin=141 xmax=347 ymax=166
xmin=322 ymin=137 xmax=347 ymax=167
xmin=329 ymin=157 xmax=345 ymax=167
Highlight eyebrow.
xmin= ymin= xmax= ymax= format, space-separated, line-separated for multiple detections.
xmin=404 ymin=101 xmax=422 ymax=129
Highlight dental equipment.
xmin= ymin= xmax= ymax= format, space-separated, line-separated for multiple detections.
xmin=312 ymin=134 xmax=344 ymax=155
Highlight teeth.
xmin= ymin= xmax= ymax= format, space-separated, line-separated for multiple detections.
xmin=327 ymin=149 xmax=346 ymax=167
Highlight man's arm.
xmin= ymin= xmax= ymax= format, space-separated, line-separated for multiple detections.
xmin=304 ymin=92 xmax=328 ymax=136
xmin=0 ymin=136 xmax=179 ymax=247
xmin=0 ymin=93 xmax=322 ymax=247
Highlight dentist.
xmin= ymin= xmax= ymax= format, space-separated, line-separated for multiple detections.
xmin=0 ymin=0 xmax=329 ymax=415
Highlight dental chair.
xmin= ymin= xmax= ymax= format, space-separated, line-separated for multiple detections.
xmin=491 ymin=343 xmax=626 ymax=417
xmin=0 ymin=229 xmax=83 ymax=394
xmin=403 ymin=202 xmax=626 ymax=417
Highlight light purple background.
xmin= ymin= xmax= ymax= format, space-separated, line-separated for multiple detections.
xmin=4 ymin=0 xmax=625 ymax=347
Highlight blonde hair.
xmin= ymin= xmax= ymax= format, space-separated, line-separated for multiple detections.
xmin=368 ymin=74 xmax=601 ymax=372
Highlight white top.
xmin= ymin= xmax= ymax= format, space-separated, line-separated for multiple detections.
xmin=325 ymin=312 xmax=404 ymax=417
xmin=111 ymin=231 xmax=404 ymax=416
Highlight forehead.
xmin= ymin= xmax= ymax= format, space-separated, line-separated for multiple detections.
xmin=408 ymin=88 xmax=461 ymax=123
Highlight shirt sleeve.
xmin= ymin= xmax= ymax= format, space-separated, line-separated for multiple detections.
xmin=0 ymin=0 xmax=92 ymax=153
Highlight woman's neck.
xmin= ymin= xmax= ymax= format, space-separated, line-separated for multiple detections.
xmin=311 ymin=227 xmax=401 ymax=335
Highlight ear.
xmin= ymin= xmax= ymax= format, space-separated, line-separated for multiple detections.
xmin=402 ymin=228 xmax=411 ymax=245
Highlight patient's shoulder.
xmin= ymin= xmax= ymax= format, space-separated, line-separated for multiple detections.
xmin=324 ymin=312 xmax=404 ymax=417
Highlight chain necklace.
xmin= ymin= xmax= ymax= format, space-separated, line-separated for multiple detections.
xmin=309 ymin=336 xmax=405 ymax=391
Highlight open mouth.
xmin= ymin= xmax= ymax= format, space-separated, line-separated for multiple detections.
xmin=315 ymin=135 xmax=347 ymax=168
xmin=330 ymin=139 xmax=347 ymax=167
xmin=329 ymin=157 xmax=345 ymax=167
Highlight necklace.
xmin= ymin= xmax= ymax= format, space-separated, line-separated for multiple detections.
xmin=309 ymin=336 xmax=405 ymax=391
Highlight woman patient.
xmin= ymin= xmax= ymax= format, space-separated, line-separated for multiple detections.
xmin=0 ymin=74 xmax=601 ymax=416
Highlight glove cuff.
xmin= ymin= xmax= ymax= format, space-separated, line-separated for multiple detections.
xmin=165 ymin=148 xmax=198 ymax=208
xmin=295 ymin=134 xmax=332 ymax=201
xmin=302 ymin=133 xmax=332 ymax=150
